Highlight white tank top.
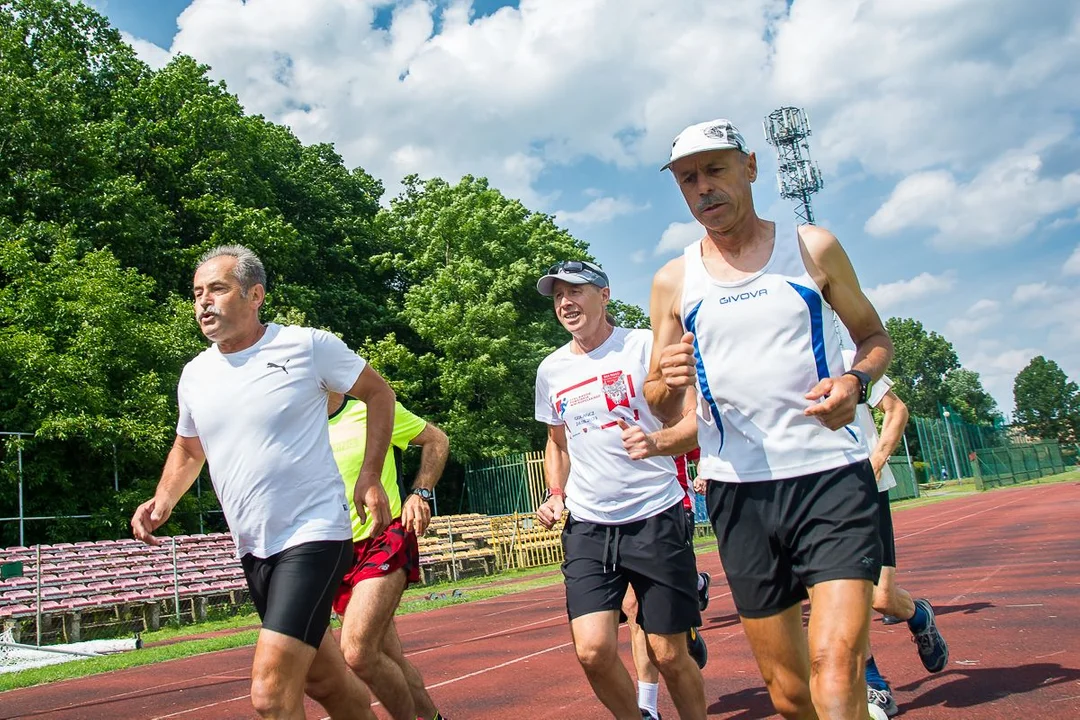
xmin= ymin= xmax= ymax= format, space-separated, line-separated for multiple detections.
xmin=680 ymin=226 xmax=867 ymax=483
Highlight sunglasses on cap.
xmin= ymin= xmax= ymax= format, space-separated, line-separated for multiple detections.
xmin=545 ymin=260 xmax=608 ymax=286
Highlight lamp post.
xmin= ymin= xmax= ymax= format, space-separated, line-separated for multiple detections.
xmin=942 ymin=409 xmax=962 ymax=481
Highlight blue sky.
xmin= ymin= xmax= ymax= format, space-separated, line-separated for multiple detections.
xmin=89 ymin=0 xmax=1080 ymax=416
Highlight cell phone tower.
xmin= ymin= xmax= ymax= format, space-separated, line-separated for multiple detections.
xmin=763 ymin=106 xmax=824 ymax=225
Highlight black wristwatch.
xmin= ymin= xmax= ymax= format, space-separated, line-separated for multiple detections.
xmin=411 ymin=488 xmax=434 ymax=502
xmin=843 ymin=369 xmax=872 ymax=404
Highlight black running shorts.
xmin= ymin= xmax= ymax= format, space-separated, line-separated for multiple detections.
xmin=241 ymin=539 xmax=353 ymax=648
xmin=562 ymin=501 xmax=702 ymax=635
xmin=877 ymin=490 xmax=897 ymax=569
xmin=706 ymin=460 xmax=882 ymax=619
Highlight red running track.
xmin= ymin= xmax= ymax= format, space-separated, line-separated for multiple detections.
xmin=3 ymin=482 xmax=1079 ymax=719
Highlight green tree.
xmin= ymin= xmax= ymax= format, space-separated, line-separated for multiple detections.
xmin=943 ymin=368 xmax=1000 ymax=425
xmin=370 ymin=175 xmax=590 ymax=462
xmin=608 ymin=299 xmax=650 ymax=329
xmin=884 ymin=318 xmax=960 ymax=417
xmin=1013 ymin=356 xmax=1079 ymax=443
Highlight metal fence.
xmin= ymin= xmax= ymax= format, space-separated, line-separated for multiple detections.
xmin=911 ymin=413 xmax=1005 ymax=482
xmin=973 ymin=441 xmax=1066 ymax=490
xmin=0 ymin=534 xmax=250 ymax=656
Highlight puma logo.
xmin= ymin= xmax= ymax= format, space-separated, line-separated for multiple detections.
xmin=267 ymin=359 xmax=290 ymax=374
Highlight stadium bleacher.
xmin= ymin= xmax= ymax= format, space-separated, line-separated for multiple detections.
xmin=0 ymin=516 xmax=517 ymax=643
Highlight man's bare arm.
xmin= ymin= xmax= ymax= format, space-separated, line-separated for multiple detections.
xmin=408 ymin=423 xmax=450 ymax=491
xmin=871 ymin=390 xmax=909 ymax=477
xmin=802 ymin=225 xmax=893 ymax=381
xmin=619 ymin=391 xmax=699 ymax=460
xmin=644 ymin=257 xmax=694 ymax=423
xmin=537 ymin=424 xmax=570 ymax=529
xmin=345 ymin=364 xmax=396 ymax=535
xmin=131 ymin=435 xmax=205 ymax=545
xmin=799 ymin=226 xmax=893 ymax=430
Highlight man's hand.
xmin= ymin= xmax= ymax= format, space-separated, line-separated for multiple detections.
xmin=354 ymin=472 xmax=392 ymax=537
xmin=804 ymin=374 xmax=860 ymax=430
xmin=536 ymin=495 xmax=565 ymax=530
xmin=658 ymin=332 xmax=697 ymax=391
xmin=617 ymin=419 xmax=658 ymax=460
xmin=692 ymin=476 xmax=707 ymax=495
xmin=401 ymin=493 xmax=432 ymax=535
xmin=870 ymin=451 xmax=887 ymax=480
xmin=131 ymin=497 xmax=173 ymax=546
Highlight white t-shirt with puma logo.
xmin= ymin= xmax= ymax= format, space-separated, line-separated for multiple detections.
xmin=176 ymin=323 xmax=365 ymax=558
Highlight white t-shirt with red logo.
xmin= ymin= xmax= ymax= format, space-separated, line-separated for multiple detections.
xmin=534 ymin=327 xmax=686 ymax=524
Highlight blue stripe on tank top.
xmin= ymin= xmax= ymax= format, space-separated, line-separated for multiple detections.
xmin=788 ymin=281 xmax=858 ymax=441
xmin=685 ymin=300 xmax=724 ymax=453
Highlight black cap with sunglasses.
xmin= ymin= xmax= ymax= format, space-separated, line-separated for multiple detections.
xmin=536 ymin=260 xmax=610 ymax=297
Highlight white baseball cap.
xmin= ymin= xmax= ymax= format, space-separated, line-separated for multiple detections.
xmin=661 ymin=119 xmax=750 ymax=171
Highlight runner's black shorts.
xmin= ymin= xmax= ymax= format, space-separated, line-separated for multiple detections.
xmin=241 ymin=539 xmax=353 ymax=648
xmin=877 ymin=489 xmax=897 ymax=569
xmin=706 ymin=460 xmax=882 ymax=618
xmin=562 ymin=500 xmax=702 ymax=635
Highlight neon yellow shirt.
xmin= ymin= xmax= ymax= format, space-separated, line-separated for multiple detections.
xmin=328 ymin=399 xmax=427 ymax=541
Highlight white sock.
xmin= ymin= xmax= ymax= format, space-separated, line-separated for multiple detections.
xmin=638 ymin=681 xmax=659 ymax=715
xmin=697 ymin=573 xmax=705 ymax=591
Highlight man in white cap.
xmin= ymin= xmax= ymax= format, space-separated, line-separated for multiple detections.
xmin=645 ymin=119 xmax=895 ymax=720
xmin=534 ymin=259 xmax=707 ymax=719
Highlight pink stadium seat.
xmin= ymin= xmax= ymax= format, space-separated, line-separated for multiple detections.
xmin=51 ymin=543 xmax=75 ymax=550
xmin=0 ymin=603 xmax=35 ymax=618
xmin=87 ymin=580 xmax=114 ymax=592
xmin=73 ymin=541 xmax=97 ymax=548
xmin=40 ymin=586 xmax=65 ymax=599
xmin=3 ymin=589 xmax=36 ymax=602
xmin=188 ymin=582 xmax=214 ymax=594
xmin=82 ymin=570 xmax=110 ymax=580
xmin=38 ymin=574 xmax=62 ymax=587
xmin=39 ymin=600 xmax=64 ymax=612
xmin=61 ymin=583 xmax=91 ymax=596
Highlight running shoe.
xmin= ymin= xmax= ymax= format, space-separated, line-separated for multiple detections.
xmin=640 ymin=710 xmax=662 ymax=720
xmin=911 ymin=598 xmax=949 ymax=672
xmin=697 ymin=571 xmax=711 ymax=611
xmin=868 ymin=702 xmax=889 ymax=720
xmin=867 ymin=685 xmax=899 ymax=717
xmin=687 ymin=626 xmax=708 ymax=669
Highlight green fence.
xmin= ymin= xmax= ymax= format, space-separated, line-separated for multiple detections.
xmin=912 ymin=413 xmax=1005 ymax=481
xmin=886 ymin=457 xmax=919 ymax=501
xmin=466 ymin=451 xmax=922 ymax=514
xmin=973 ymin=441 xmax=1066 ymax=489
xmin=463 ymin=451 xmax=546 ymax=516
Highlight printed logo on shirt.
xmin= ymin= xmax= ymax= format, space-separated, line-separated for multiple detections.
xmin=267 ymin=359 xmax=291 ymax=374
xmin=602 ymin=371 xmax=630 ymax=412
xmin=555 ymin=397 xmax=568 ymax=418
xmin=718 ymin=288 xmax=768 ymax=305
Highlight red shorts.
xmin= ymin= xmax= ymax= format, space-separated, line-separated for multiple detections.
xmin=333 ymin=520 xmax=420 ymax=614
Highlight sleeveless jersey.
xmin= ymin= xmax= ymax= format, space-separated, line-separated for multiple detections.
xmin=679 ymin=226 xmax=867 ymax=483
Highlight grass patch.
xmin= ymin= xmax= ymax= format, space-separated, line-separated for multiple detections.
xmin=0 ymin=629 xmax=260 ymax=692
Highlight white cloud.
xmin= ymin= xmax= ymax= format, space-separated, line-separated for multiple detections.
xmin=945 ymin=298 xmax=1000 ymax=336
xmin=630 ymin=249 xmax=647 ymax=264
xmin=1012 ymin=282 xmax=1066 ymax=303
xmin=963 ymin=346 xmax=1041 ymax=415
xmin=1065 ymin=243 xmax=1080 ymax=276
xmin=555 ymin=196 xmax=647 ymax=225
xmin=654 ymin=220 xmax=702 ymax=257
xmin=865 ymin=272 xmax=956 ymax=312
xmin=865 ymin=151 xmax=1080 ymax=248
xmin=121 ymin=31 xmax=173 ymax=70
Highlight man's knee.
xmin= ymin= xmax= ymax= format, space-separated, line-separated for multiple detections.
xmin=644 ymin=634 xmax=683 ymax=673
xmin=250 ymin=674 xmax=287 ymax=718
xmin=761 ymin=669 xmax=813 ymax=719
xmin=574 ymin=634 xmax=619 ymax=673
xmin=342 ymin=637 xmax=382 ymax=679
xmin=809 ymin=643 xmax=865 ymax=699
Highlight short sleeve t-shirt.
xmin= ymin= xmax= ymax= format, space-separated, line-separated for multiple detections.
xmin=534 ymin=327 xmax=686 ymax=524
xmin=176 ymin=323 xmax=365 ymax=558
xmin=328 ymin=399 xmax=427 ymax=542
xmin=842 ymin=350 xmax=898 ymax=493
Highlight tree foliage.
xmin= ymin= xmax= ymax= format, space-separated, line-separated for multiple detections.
xmin=884 ymin=318 xmax=960 ymax=417
xmin=1 ymin=0 xmax=657 ymax=541
xmin=1013 ymin=356 xmax=1079 ymax=443
xmin=942 ymin=368 xmax=1000 ymax=425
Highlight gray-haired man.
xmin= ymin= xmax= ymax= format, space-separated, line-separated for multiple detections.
xmin=131 ymin=245 xmax=395 ymax=720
